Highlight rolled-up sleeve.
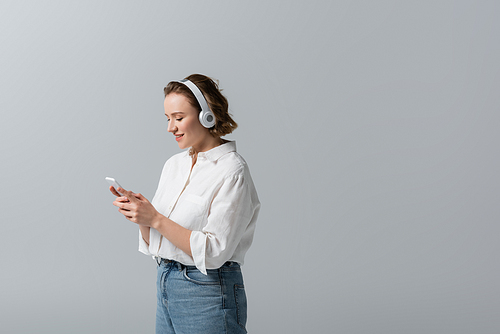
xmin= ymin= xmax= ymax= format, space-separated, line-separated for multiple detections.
xmin=190 ymin=173 xmax=256 ymax=274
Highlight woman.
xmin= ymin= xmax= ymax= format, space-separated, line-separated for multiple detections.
xmin=109 ymin=74 xmax=260 ymax=333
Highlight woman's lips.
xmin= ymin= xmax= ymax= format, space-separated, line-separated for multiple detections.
xmin=175 ymin=134 xmax=184 ymax=142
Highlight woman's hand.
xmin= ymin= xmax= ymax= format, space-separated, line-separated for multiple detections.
xmin=109 ymin=187 xmax=191 ymax=255
xmin=112 ymin=188 xmax=160 ymax=228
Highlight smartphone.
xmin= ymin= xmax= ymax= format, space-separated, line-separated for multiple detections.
xmin=105 ymin=177 xmax=123 ymax=194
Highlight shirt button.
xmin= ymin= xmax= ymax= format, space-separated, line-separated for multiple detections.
xmin=168 ymin=206 xmax=173 ymax=210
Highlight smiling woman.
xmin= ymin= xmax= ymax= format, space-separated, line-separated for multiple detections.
xmin=164 ymin=93 xmax=220 ymax=153
xmin=110 ymin=74 xmax=260 ymax=334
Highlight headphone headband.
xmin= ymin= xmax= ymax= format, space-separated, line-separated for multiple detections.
xmin=175 ymin=79 xmax=215 ymax=128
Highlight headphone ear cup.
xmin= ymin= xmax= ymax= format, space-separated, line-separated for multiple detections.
xmin=199 ymin=110 xmax=216 ymax=128
xmin=174 ymin=79 xmax=216 ymax=128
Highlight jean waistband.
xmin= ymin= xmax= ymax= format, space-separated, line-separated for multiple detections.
xmin=154 ymin=257 xmax=238 ymax=270
xmin=155 ymin=256 xmax=175 ymax=266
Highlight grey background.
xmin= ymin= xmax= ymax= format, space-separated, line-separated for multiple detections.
xmin=1 ymin=1 xmax=499 ymax=333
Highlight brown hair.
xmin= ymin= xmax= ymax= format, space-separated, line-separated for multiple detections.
xmin=164 ymin=74 xmax=238 ymax=137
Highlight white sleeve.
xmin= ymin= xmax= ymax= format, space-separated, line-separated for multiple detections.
xmin=138 ymin=229 xmax=151 ymax=256
xmin=138 ymin=158 xmax=171 ymax=257
xmin=190 ymin=174 xmax=257 ymax=274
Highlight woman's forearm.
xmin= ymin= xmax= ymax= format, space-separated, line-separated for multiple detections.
xmin=139 ymin=226 xmax=151 ymax=245
xmin=152 ymin=214 xmax=192 ymax=257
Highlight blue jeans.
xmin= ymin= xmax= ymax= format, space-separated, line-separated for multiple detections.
xmin=155 ymin=259 xmax=248 ymax=334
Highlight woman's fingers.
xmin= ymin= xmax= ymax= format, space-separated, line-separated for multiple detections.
xmin=109 ymin=186 xmax=121 ymax=197
xmin=117 ymin=188 xmax=138 ymax=202
xmin=113 ymin=200 xmax=133 ymax=211
xmin=117 ymin=204 xmax=135 ymax=219
xmin=115 ymin=196 xmax=130 ymax=202
xmin=119 ymin=207 xmax=133 ymax=217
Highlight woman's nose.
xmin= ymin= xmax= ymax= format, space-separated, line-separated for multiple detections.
xmin=167 ymin=121 xmax=176 ymax=132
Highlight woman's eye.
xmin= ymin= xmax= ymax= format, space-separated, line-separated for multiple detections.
xmin=176 ymin=118 xmax=183 ymax=121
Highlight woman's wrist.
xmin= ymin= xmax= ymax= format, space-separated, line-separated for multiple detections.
xmin=150 ymin=211 xmax=164 ymax=230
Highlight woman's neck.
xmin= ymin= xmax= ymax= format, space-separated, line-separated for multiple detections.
xmin=191 ymin=136 xmax=224 ymax=155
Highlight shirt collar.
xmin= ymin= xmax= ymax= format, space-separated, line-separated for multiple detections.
xmin=197 ymin=140 xmax=236 ymax=162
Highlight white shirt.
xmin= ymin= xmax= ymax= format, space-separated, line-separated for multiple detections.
xmin=139 ymin=141 xmax=260 ymax=274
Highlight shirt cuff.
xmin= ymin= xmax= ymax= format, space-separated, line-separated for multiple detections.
xmin=190 ymin=230 xmax=207 ymax=275
xmin=138 ymin=229 xmax=151 ymax=256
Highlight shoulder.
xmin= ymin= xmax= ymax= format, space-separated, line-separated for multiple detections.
xmin=216 ymin=151 xmax=248 ymax=176
xmin=217 ymin=151 xmax=259 ymax=204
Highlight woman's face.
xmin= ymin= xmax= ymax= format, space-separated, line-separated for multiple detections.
xmin=164 ymin=93 xmax=213 ymax=151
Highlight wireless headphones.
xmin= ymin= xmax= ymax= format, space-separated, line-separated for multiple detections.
xmin=175 ymin=79 xmax=216 ymax=128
